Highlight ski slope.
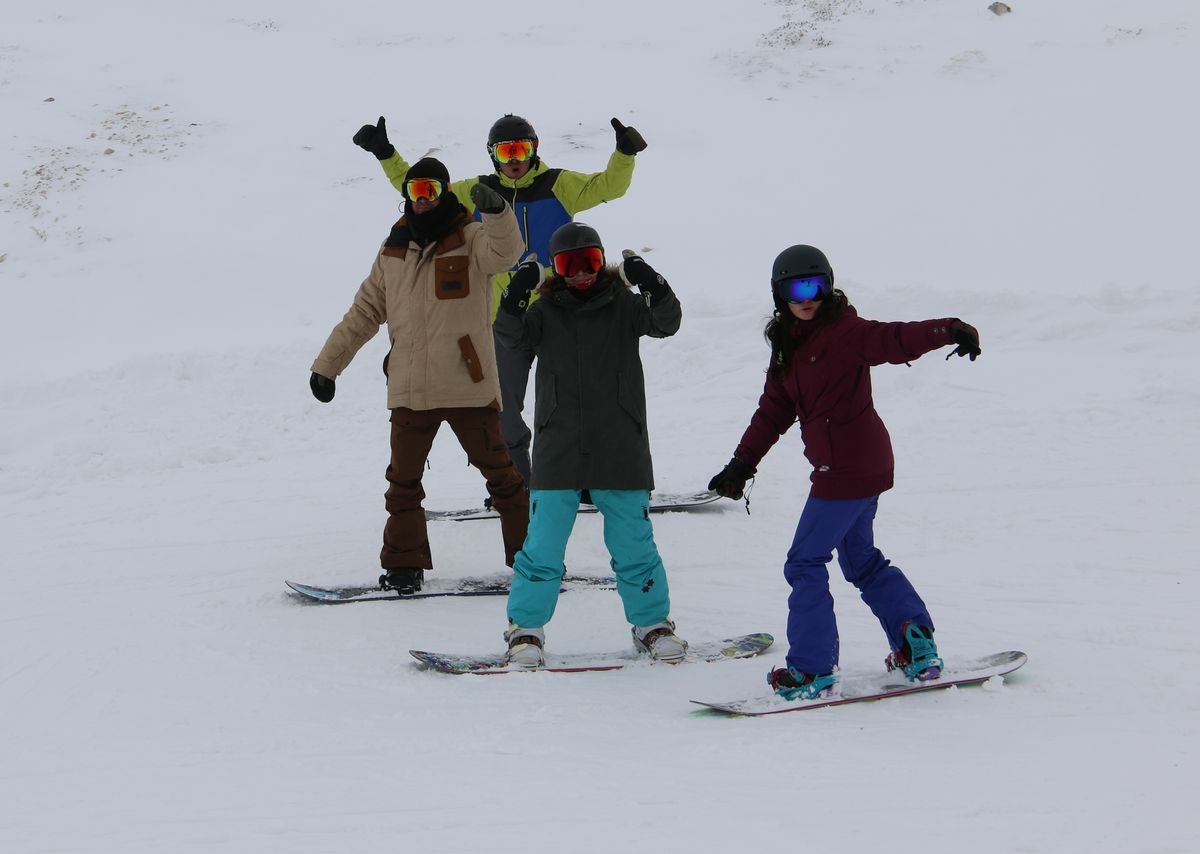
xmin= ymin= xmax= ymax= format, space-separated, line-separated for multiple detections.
xmin=2 ymin=2 xmax=1197 ymax=851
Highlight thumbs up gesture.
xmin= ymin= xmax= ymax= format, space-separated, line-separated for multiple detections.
xmin=352 ymin=116 xmax=395 ymax=160
xmin=610 ymin=117 xmax=647 ymax=155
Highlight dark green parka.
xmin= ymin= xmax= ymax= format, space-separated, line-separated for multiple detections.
xmin=493 ymin=270 xmax=681 ymax=490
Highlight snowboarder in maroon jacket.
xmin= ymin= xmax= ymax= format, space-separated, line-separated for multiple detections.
xmin=706 ymin=244 xmax=982 ymax=701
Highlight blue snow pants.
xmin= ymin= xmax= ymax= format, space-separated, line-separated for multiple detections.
xmin=507 ymin=489 xmax=672 ymax=629
xmin=783 ymin=495 xmax=933 ymax=675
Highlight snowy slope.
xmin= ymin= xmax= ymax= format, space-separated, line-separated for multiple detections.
xmin=2 ymin=2 xmax=1198 ymax=852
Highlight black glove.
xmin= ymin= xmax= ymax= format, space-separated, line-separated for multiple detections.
xmin=500 ymin=256 xmax=542 ymax=315
xmin=946 ymin=319 xmax=981 ymax=361
xmin=619 ymin=250 xmax=669 ymax=304
xmin=611 ymin=117 xmax=647 ymax=155
xmin=352 ymin=116 xmax=395 ymax=160
xmin=470 ymin=182 xmax=506 ymax=214
xmin=310 ymin=372 xmax=335 ymax=403
xmin=707 ymin=457 xmax=756 ymax=500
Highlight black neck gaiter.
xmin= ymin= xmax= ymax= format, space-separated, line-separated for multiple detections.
xmin=406 ymin=195 xmax=466 ymax=246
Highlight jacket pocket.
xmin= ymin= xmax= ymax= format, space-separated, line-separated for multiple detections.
xmin=534 ymin=375 xmax=557 ymax=428
xmin=617 ymin=371 xmax=645 ymax=433
xmin=457 ymin=335 xmax=485 ymax=383
xmin=799 ymin=418 xmax=832 ymax=472
xmin=435 ymin=256 xmax=469 ymax=299
xmin=820 ymin=418 xmax=834 ymax=471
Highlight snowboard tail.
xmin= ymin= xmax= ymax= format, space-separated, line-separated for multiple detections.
xmin=412 ymin=632 xmax=774 ymax=674
xmin=692 ymin=651 xmax=1026 ymax=715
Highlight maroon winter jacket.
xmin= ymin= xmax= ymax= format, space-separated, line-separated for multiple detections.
xmin=733 ymin=306 xmax=957 ymax=499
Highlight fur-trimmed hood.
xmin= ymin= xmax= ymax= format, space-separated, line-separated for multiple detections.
xmin=535 ymin=266 xmax=632 ymax=301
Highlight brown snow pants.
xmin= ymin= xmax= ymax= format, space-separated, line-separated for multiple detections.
xmin=381 ymin=406 xmax=528 ymax=571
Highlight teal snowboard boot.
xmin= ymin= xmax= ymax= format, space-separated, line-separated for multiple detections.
xmin=768 ymin=666 xmax=838 ymax=701
xmin=885 ymin=623 xmax=943 ymax=681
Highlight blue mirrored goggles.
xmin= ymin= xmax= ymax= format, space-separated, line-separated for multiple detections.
xmin=775 ymin=274 xmax=832 ymax=303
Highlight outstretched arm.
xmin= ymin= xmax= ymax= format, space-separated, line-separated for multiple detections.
xmin=355 ymin=117 xmax=482 ymax=208
xmin=850 ymin=317 xmax=979 ymax=366
xmin=379 ymin=151 xmax=412 ymax=194
xmin=351 ymin=116 xmax=410 ymax=193
xmin=551 ymin=150 xmax=637 ymax=216
xmin=310 ymin=253 xmax=388 ymax=380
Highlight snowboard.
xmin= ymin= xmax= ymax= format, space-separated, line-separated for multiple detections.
xmin=411 ymin=632 xmax=774 ymax=674
xmin=285 ymin=573 xmax=615 ymax=604
xmin=425 ymin=489 xmax=724 ymax=522
xmin=691 ymin=650 xmax=1027 ymax=715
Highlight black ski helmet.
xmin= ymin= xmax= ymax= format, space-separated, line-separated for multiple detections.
xmin=771 ymin=244 xmax=834 ymax=286
xmin=771 ymin=245 xmax=834 ymax=312
xmin=549 ymin=222 xmax=603 ymax=259
xmin=488 ymin=114 xmax=537 ymax=147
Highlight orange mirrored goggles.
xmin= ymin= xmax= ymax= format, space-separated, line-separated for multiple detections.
xmin=552 ymin=246 xmax=604 ymax=278
xmin=490 ymin=139 xmax=535 ymax=163
xmin=404 ymin=178 xmax=445 ymax=202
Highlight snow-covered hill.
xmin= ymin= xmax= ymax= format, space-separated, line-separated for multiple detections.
xmin=2 ymin=2 xmax=1197 ymax=852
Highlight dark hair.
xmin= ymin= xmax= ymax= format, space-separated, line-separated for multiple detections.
xmin=764 ymin=289 xmax=849 ymax=376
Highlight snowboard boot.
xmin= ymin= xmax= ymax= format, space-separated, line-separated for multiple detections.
xmin=504 ymin=624 xmax=545 ymax=669
xmin=885 ymin=623 xmax=944 ymax=681
xmin=378 ymin=567 xmax=424 ymax=594
xmin=632 ymin=620 xmax=688 ymax=663
xmin=768 ymin=666 xmax=838 ymax=701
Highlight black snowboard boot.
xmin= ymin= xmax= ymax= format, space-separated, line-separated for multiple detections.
xmin=379 ymin=567 xmax=424 ymax=594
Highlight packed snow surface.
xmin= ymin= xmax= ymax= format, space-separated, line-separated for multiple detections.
xmin=2 ymin=2 xmax=1197 ymax=851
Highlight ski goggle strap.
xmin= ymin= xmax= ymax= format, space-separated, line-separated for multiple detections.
xmin=775 ymin=274 xmax=832 ymax=303
xmin=490 ymin=139 xmax=536 ymax=163
xmin=404 ymin=178 xmax=445 ymax=202
xmin=552 ymin=246 xmax=604 ymax=278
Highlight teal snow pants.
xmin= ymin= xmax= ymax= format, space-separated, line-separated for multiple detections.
xmin=506 ymin=489 xmax=672 ymax=629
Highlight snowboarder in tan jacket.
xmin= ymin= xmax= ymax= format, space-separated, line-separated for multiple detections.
xmin=310 ymin=157 xmax=528 ymax=594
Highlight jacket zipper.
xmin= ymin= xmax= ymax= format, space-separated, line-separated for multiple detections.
xmin=513 ymin=187 xmax=531 ymax=255
xmin=819 ymin=418 xmax=833 ymax=471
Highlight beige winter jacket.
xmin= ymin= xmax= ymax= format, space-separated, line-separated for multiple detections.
xmin=311 ymin=206 xmax=524 ymax=410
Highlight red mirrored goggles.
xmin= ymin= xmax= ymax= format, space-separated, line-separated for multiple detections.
xmin=404 ymin=178 xmax=445 ymax=202
xmin=775 ymin=273 xmax=832 ymax=303
xmin=490 ymin=139 xmax=536 ymax=163
xmin=552 ymin=246 xmax=605 ymax=278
